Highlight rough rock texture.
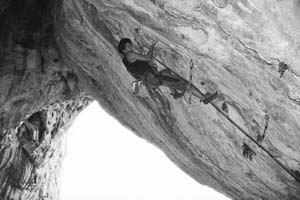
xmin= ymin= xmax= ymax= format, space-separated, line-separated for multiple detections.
xmin=0 ymin=97 xmax=91 ymax=199
xmin=0 ymin=0 xmax=92 ymax=199
xmin=1 ymin=0 xmax=300 ymax=199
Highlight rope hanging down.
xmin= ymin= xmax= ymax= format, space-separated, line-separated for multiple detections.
xmin=188 ymin=59 xmax=194 ymax=104
xmin=154 ymin=57 xmax=300 ymax=184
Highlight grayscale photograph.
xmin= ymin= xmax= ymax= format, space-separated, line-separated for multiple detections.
xmin=0 ymin=0 xmax=300 ymax=199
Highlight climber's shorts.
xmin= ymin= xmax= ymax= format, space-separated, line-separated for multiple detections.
xmin=142 ymin=69 xmax=162 ymax=89
xmin=142 ymin=68 xmax=186 ymax=91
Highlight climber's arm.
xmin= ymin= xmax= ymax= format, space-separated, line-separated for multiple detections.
xmin=126 ymin=52 xmax=152 ymax=62
xmin=127 ymin=39 xmax=158 ymax=62
xmin=146 ymin=41 xmax=156 ymax=59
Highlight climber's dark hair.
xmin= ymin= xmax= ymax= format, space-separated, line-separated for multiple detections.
xmin=118 ymin=38 xmax=132 ymax=55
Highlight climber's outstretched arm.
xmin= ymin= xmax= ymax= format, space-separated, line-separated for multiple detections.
xmin=146 ymin=38 xmax=157 ymax=59
xmin=126 ymin=38 xmax=158 ymax=62
xmin=126 ymin=52 xmax=152 ymax=62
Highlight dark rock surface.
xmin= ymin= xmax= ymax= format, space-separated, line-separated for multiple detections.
xmin=1 ymin=0 xmax=300 ymax=199
xmin=0 ymin=0 xmax=92 ymax=199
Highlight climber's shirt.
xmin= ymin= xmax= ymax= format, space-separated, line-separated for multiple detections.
xmin=122 ymin=57 xmax=150 ymax=79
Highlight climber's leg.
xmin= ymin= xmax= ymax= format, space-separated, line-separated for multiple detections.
xmin=143 ymin=70 xmax=186 ymax=98
xmin=146 ymin=69 xmax=217 ymax=102
xmin=159 ymin=72 xmax=205 ymax=99
xmin=159 ymin=70 xmax=187 ymax=92
xmin=190 ymin=85 xmax=205 ymax=100
xmin=161 ymin=77 xmax=217 ymax=103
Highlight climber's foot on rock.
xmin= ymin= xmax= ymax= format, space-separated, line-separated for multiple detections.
xmin=201 ymin=92 xmax=218 ymax=104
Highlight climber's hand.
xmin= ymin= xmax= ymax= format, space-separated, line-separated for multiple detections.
xmin=151 ymin=37 xmax=158 ymax=46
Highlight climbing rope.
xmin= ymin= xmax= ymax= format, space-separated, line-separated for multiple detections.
xmin=153 ymin=57 xmax=300 ymax=184
xmin=188 ymin=59 xmax=194 ymax=104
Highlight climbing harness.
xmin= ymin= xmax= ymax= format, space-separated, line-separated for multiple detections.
xmin=129 ymin=62 xmax=158 ymax=95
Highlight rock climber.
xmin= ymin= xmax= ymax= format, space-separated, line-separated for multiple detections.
xmin=117 ymin=37 xmax=217 ymax=103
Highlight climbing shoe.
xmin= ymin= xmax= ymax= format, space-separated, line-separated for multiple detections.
xmin=202 ymin=92 xmax=218 ymax=104
xmin=132 ymin=80 xmax=142 ymax=94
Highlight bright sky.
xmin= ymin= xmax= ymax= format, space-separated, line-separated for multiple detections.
xmin=60 ymin=101 xmax=231 ymax=200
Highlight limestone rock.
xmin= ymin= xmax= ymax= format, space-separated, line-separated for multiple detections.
xmin=0 ymin=0 xmax=92 ymax=199
xmin=0 ymin=96 xmax=92 ymax=199
xmin=1 ymin=0 xmax=300 ymax=199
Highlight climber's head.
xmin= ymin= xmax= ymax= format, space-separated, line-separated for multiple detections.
xmin=118 ymin=38 xmax=132 ymax=55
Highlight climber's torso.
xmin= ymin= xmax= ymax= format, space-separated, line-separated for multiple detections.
xmin=123 ymin=52 xmax=151 ymax=78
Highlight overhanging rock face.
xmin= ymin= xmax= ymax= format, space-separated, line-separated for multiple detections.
xmin=1 ymin=0 xmax=300 ymax=199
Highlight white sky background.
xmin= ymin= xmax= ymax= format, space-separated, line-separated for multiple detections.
xmin=60 ymin=101 xmax=231 ymax=200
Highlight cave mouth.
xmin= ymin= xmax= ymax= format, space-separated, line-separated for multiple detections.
xmin=59 ymin=101 xmax=230 ymax=200
xmin=0 ymin=0 xmax=54 ymax=49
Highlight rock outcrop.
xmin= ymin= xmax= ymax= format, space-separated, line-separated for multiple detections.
xmin=0 ymin=0 xmax=92 ymax=199
xmin=1 ymin=0 xmax=300 ymax=199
